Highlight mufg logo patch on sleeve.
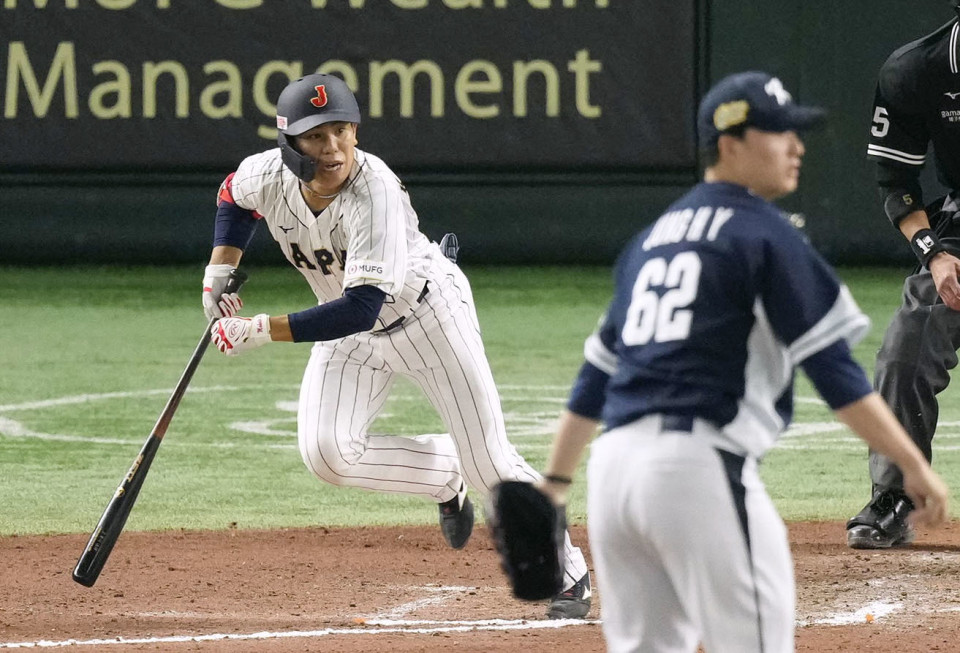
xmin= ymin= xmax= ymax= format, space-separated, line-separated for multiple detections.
xmin=345 ymin=260 xmax=386 ymax=281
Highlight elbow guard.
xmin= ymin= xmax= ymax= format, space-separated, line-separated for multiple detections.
xmin=881 ymin=187 xmax=923 ymax=227
xmin=876 ymin=162 xmax=923 ymax=227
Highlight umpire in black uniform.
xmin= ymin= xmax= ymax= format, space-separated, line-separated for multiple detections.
xmin=848 ymin=6 xmax=960 ymax=548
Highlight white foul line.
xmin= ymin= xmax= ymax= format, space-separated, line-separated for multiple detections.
xmin=0 ymin=619 xmax=597 ymax=649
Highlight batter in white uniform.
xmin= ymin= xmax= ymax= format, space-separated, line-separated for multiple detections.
xmin=202 ymin=74 xmax=591 ymax=619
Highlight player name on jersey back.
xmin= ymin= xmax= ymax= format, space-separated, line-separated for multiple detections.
xmin=642 ymin=206 xmax=735 ymax=251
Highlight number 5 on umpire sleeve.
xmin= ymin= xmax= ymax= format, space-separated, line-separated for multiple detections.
xmin=871 ymin=106 xmax=890 ymax=138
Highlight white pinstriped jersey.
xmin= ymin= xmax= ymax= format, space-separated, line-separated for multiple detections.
xmin=228 ymin=148 xmax=436 ymax=331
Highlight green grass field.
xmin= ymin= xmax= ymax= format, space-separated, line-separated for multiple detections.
xmin=1 ymin=264 xmax=956 ymax=536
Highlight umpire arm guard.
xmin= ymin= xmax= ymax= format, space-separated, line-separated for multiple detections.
xmin=487 ymin=481 xmax=566 ymax=600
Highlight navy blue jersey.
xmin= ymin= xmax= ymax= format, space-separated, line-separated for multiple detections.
xmin=582 ymin=182 xmax=871 ymax=458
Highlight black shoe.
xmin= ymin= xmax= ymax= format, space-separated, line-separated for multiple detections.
xmin=438 ymin=483 xmax=473 ymax=549
xmin=846 ymin=489 xmax=915 ymax=549
xmin=547 ymin=573 xmax=592 ymax=619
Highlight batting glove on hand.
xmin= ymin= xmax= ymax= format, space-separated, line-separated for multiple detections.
xmin=211 ymin=314 xmax=271 ymax=356
xmin=202 ymin=264 xmax=244 ymax=320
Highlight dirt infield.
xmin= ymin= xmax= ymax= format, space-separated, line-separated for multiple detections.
xmin=3 ymin=521 xmax=960 ymax=652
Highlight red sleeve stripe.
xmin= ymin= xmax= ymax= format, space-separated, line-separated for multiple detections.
xmin=217 ymin=172 xmax=237 ymax=205
xmin=216 ymin=172 xmax=263 ymax=219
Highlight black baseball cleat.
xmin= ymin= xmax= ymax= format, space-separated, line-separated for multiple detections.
xmin=547 ymin=572 xmax=592 ymax=619
xmin=438 ymin=483 xmax=473 ymax=549
xmin=846 ymin=489 xmax=915 ymax=549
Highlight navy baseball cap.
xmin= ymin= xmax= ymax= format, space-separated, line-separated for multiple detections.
xmin=697 ymin=71 xmax=826 ymax=146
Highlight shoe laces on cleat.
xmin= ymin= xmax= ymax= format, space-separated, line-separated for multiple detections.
xmin=558 ymin=573 xmax=591 ymax=600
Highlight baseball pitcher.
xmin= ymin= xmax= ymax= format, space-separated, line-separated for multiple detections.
xmin=532 ymin=72 xmax=949 ymax=652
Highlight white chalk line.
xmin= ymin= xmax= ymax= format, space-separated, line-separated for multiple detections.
xmin=117 ymin=586 xmax=495 ymax=622
xmin=0 ymin=386 xmax=296 ymax=413
xmin=7 ymin=385 xmax=960 ymax=453
xmin=359 ymin=585 xmax=475 ymax=620
xmin=10 ymin=386 xmax=960 ymax=460
xmin=0 ymin=386 xmax=302 ymax=448
xmin=0 ymin=619 xmax=597 ymax=649
xmin=0 ymin=584 xmax=597 ymax=649
xmin=0 ymin=384 xmax=569 ymax=414
xmin=0 ymin=385 xmax=571 ymax=447
xmin=8 ymin=387 xmax=960 ymax=453
xmin=5 ymin=602 xmax=956 ymax=648
xmin=797 ymin=600 xmax=901 ymax=627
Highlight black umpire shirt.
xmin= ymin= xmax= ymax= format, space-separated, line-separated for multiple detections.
xmin=867 ymin=17 xmax=960 ymax=231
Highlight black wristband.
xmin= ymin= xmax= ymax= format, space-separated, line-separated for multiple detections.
xmin=543 ymin=474 xmax=573 ymax=485
xmin=910 ymin=228 xmax=946 ymax=267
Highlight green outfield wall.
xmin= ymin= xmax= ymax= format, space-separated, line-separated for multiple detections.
xmin=0 ymin=1 xmax=951 ymax=265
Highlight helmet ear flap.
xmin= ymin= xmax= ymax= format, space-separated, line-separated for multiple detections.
xmin=275 ymin=73 xmax=360 ymax=181
xmin=277 ymin=132 xmax=316 ymax=183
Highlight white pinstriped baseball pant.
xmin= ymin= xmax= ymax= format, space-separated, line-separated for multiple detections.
xmin=297 ymin=259 xmax=588 ymax=585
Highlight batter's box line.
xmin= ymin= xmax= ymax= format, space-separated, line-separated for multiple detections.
xmin=361 ymin=585 xmax=470 ymax=620
xmin=357 ymin=585 xmax=600 ymax=627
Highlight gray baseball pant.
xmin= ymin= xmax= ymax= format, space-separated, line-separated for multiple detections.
xmin=870 ymin=265 xmax=960 ymax=491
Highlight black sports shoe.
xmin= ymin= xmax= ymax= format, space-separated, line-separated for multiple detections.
xmin=438 ymin=483 xmax=473 ymax=549
xmin=846 ymin=489 xmax=915 ymax=549
xmin=547 ymin=573 xmax=592 ymax=619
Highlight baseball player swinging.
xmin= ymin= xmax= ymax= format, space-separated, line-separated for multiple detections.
xmin=201 ymin=73 xmax=591 ymax=619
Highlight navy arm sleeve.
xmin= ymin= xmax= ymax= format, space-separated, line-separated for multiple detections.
xmin=799 ymin=339 xmax=873 ymax=410
xmin=213 ymin=200 xmax=259 ymax=250
xmin=287 ymin=285 xmax=386 ymax=342
xmin=566 ymin=361 xmax=610 ymax=420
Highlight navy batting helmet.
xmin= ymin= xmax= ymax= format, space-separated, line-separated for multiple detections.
xmin=275 ymin=74 xmax=361 ymax=182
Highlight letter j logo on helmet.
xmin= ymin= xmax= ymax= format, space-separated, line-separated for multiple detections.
xmin=311 ymin=86 xmax=328 ymax=108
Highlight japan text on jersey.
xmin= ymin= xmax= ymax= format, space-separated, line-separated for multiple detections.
xmin=224 ymin=148 xmax=436 ymax=331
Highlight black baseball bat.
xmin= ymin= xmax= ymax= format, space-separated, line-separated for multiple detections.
xmin=72 ymin=268 xmax=248 ymax=587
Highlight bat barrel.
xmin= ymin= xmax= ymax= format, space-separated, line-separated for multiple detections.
xmin=72 ymin=268 xmax=247 ymax=587
xmin=72 ymin=435 xmax=160 ymax=586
